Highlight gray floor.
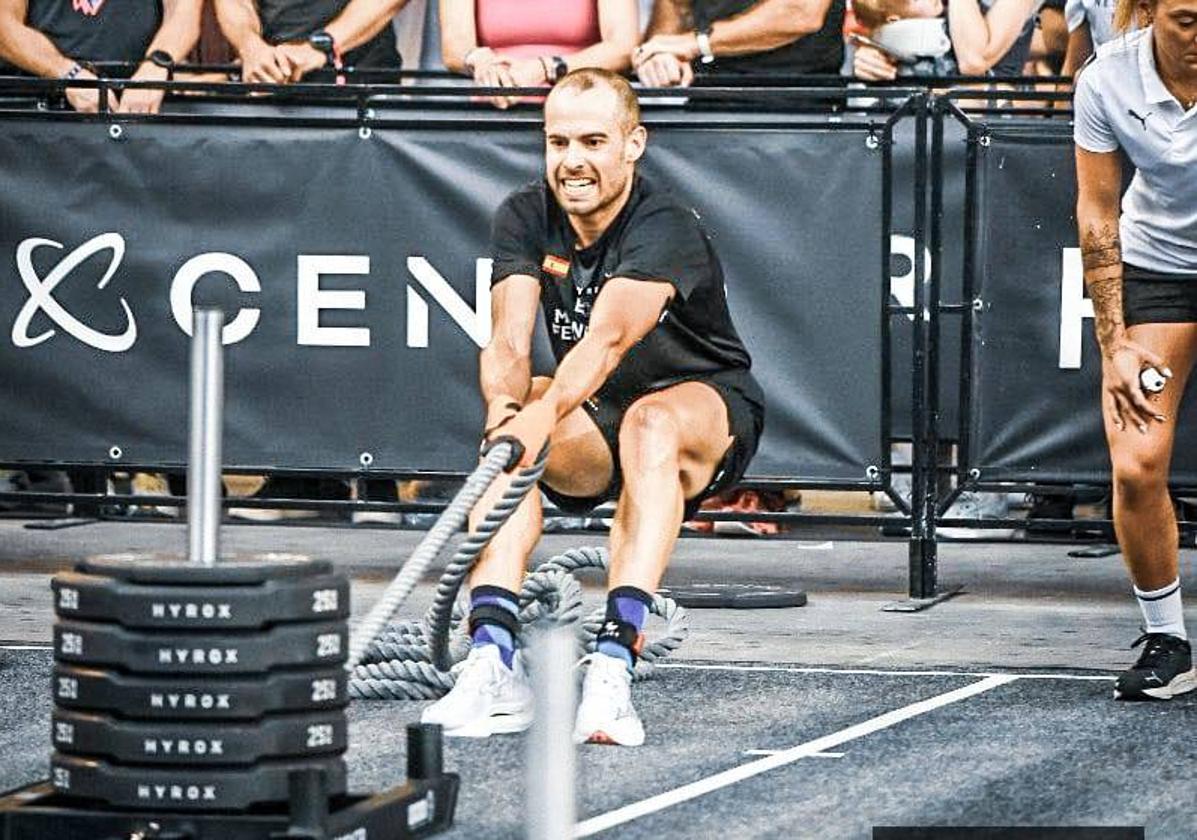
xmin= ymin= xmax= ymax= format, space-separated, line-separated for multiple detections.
xmin=1 ymin=518 xmax=1195 ymax=837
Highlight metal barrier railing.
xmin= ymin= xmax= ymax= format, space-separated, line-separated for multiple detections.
xmin=0 ymin=79 xmax=1121 ymax=609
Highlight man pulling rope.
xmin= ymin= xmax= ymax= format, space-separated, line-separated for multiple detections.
xmin=422 ymin=68 xmax=765 ymax=745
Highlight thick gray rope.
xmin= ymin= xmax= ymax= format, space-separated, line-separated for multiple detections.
xmin=346 ymin=441 xmax=539 ymax=670
xmin=427 ymin=445 xmax=548 ymax=670
xmin=349 ymin=545 xmax=688 ymax=699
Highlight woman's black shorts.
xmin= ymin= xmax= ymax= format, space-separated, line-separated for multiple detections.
xmin=1123 ymin=263 xmax=1197 ymax=326
xmin=540 ymin=369 xmax=765 ymax=521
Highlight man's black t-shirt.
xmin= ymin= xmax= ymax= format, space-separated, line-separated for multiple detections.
xmin=490 ymin=175 xmax=763 ymax=413
xmin=17 ymin=0 xmax=162 ymax=71
xmin=256 ymin=0 xmax=398 ymax=67
xmin=694 ymin=0 xmax=845 ymax=76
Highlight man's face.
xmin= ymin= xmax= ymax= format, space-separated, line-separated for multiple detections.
xmin=543 ymin=86 xmax=646 ymax=222
xmin=1151 ymin=0 xmax=1197 ymax=72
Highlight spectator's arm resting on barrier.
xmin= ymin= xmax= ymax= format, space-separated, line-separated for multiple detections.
xmin=551 ymin=0 xmax=640 ymax=74
xmin=852 ymin=43 xmax=899 ymax=79
xmin=947 ymin=0 xmax=1039 ymax=75
xmin=635 ymin=0 xmax=694 ymax=86
xmin=0 ymin=0 xmax=117 ymax=111
xmin=214 ymin=0 xmax=294 ymax=84
xmin=498 ymin=277 xmax=675 ymax=468
xmin=1076 ymin=147 xmax=1169 ymax=432
xmin=637 ymin=0 xmax=832 ymax=82
xmin=439 ymin=0 xmax=521 ymax=107
xmin=117 ymin=0 xmax=202 ymax=113
xmin=276 ymin=0 xmax=410 ymax=82
xmin=480 ymin=274 xmax=540 ymax=439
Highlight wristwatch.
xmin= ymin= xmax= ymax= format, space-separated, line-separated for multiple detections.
xmin=695 ymin=28 xmax=716 ymax=64
xmin=308 ymin=30 xmax=338 ymax=66
xmin=549 ymin=55 xmax=569 ymax=82
xmin=146 ymin=49 xmax=174 ymax=79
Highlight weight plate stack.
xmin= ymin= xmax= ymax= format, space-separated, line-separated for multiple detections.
xmin=49 ymin=552 xmax=352 ymax=812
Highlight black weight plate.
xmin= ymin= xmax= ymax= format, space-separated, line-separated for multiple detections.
xmin=53 ymin=708 xmax=348 ymax=765
xmin=55 ymin=619 xmax=348 ymax=674
xmin=50 ymin=754 xmax=346 ymax=811
xmin=78 ymin=552 xmax=332 ymax=585
xmin=659 ymin=583 xmax=807 ymax=609
xmin=53 ymin=664 xmax=348 ymax=720
xmin=52 ymin=571 xmax=349 ymax=629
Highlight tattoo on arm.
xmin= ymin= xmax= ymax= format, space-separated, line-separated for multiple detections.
xmin=1080 ymin=222 xmax=1124 ymax=355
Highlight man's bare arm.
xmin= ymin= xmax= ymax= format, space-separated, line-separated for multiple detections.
xmin=706 ymin=0 xmax=835 ymax=55
xmin=480 ymin=274 xmax=540 ymax=411
xmin=639 ymin=0 xmax=832 ymax=66
xmin=1075 ymin=147 xmax=1125 ymax=357
xmin=320 ymin=0 xmax=410 ymax=55
xmin=142 ymin=0 xmax=202 ymax=66
xmin=645 ymin=0 xmax=693 ymax=36
xmin=540 ymin=278 xmax=675 ymax=421
xmin=0 ymin=0 xmax=76 ymax=77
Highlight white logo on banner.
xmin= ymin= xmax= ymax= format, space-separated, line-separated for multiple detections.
xmin=12 ymin=233 xmax=138 ymax=352
xmin=406 ymin=257 xmax=492 ymax=349
xmin=1058 ymin=247 xmax=1094 ymax=369
xmin=9 ymin=237 xmax=494 ymax=350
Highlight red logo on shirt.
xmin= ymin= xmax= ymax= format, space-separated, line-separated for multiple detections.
xmin=73 ymin=0 xmax=107 ymax=15
xmin=541 ymin=254 xmax=570 ymax=278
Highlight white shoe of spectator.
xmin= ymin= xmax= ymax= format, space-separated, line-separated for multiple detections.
xmin=421 ymin=646 xmax=534 ymax=738
xmin=939 ymin=491 xmax=1015 ymax=539
xmin=350 ymin=509 xmax=404 ymax=525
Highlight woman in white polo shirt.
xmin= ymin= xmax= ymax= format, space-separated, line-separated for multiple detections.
xmin=1073 ymin=0 xmax=1197 ymax=700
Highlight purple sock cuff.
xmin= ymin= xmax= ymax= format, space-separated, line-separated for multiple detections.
xmin=606 ymin=586 xmax=652 ymax=631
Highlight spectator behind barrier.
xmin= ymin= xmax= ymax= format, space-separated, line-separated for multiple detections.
xmin=852 ymin=0 xmax=1044 ymax=78
xmin=1060 ymin=0 xmax=1140 ymax=75
xmin=439 ymin=0 xmax=639 ymax=109
xmin=214 ymin=0 xmax=410 ymax=84
xmin=633 ymin=0 xmax=846 ymax=88
xmin=0 ymin=0 xmax=201 ymax=113
xmin=851 ymin=0 xmax=955 ymax=76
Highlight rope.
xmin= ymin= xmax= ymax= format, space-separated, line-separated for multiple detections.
xmin=346 ymin=449 xmax=688 ymax=700
xmin=345 ymin=440 xmax=539 ymax=670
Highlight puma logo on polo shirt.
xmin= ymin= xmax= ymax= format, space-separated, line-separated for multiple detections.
xmin=1127 ymin=109 xmax=1152 ymax=130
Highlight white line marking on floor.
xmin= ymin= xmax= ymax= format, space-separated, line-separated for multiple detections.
xmin=0 ymin=645 xmax=52 ymax=651
xmin=743 ymin=750 xmax=844 ymax=758
xmin=574 ymin=674 xmax=1015 ymax=838
xmin=656 ymin=662 xmax=1116 ymax=681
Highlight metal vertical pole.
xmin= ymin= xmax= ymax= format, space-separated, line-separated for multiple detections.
xmin=188 ymin=308 xmax=223 ymax=566
xmin=908 ymin=94 xmax=938 ymax=600
xmin=526 ymin=624 xmax=575 ymax=840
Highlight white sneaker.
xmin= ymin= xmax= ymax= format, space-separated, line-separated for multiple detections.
xmin=573 ymin=652 xmax=644 ymax=746
xmin=421 ymin=645 xmax=533 ymax=738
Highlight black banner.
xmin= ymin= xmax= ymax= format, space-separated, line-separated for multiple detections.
xmin=0 ymin=114 xmax=887 ymax=480
xmin=965 ymin=127 xmax=1197 ymax=484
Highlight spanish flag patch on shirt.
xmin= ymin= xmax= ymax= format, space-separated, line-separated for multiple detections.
xmin=541 ymin=254 xmax=570 ymax=278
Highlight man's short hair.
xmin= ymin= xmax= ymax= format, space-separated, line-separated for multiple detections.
xmin=852 ymin=0 xmax=906 ymax=32
xmin=549 ymin=68 xmax=641 ymax=132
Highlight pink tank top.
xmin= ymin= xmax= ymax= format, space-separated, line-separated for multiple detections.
xmin=475 ymin=0 xmax=602 ymax=58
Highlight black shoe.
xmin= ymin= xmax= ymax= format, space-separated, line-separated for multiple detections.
xmin=1114 ymin=633 xmax=1197 ymax=700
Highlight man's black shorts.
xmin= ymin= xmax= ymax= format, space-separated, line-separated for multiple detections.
xmin=1123 ymin=263 xmax=1197 ymax=326
xmin=539 ymin=369 xmax=764 ymax=521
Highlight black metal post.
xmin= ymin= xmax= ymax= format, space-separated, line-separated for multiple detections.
xmin=907 ymin=93 xmax=938 ymax=600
